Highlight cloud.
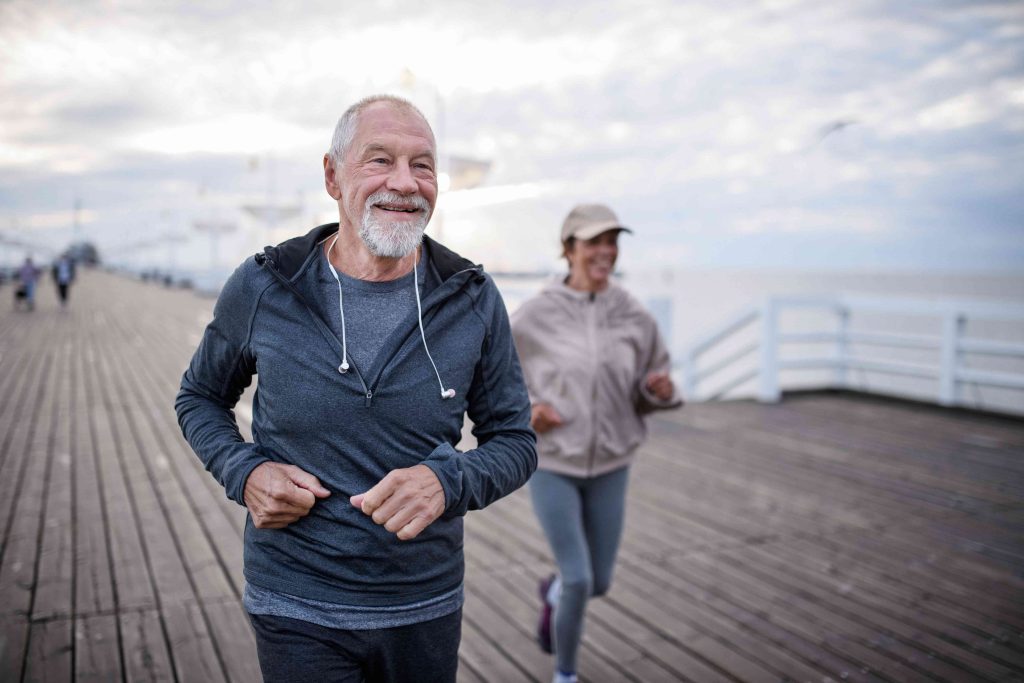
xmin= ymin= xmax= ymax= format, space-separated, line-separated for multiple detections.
xmin=0 ymin=0 xmax=1021 ymax=272
xmin=129 ymin=115 xmax=322 ymax=156
xmin=10 ymin=208 xmax=98 ymax=231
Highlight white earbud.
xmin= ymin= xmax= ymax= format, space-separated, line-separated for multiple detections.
xmin=441 ymin=388 xmax=456 ymax=400
xmin=338 ymin=360 xmax=349 ymax=374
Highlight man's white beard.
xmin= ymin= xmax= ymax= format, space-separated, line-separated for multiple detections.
xmin=358 ymin=191 xmax=430 ymax=258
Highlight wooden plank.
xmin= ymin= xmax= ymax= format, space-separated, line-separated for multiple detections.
xmin=0 ymin=346 xmax=61 ymax=683
xmin=651 ymin=405 xmax=1024 ymax=609
xmin=83 ymin=339 xmax=155 ymax=613
xmin=643 ymin=423 xmax=940 ymax=532
xmin=0 ymin=320 xmax=44 ymax=472
xmin=0 ymin=316 xmax=54 ymax=679
xmin=114 ymin=284 xmax=248 ymax=598
xmin=72 ymin=343 xmax=116 ymax=618
xmin=778 ymin=533 xmax=1024 ymax=637
xmin=455 ymin=653 xmax=486 ymax=683
xmin=730 ymin=538 xmax=1024 ymax=674
xmin=91 ymin=350 xmax=194 ymax=611
xmin=73 ymin=615 xmax=121 ymax=683
xmin=733 ymin=402 xmax=1022 ymax=505
xmin=24 ymin=617 xmax=73 ymax=682
xmin=34 ymin=341 xmax=75 ymax=622
xmin=707 ymin=395 xmax=1024 ymax=499
xmin=788 ymin=527 xmax=1024 ymax=632
xmin=201 ymin=599 xmax=262 ymax=683
xmin=108 ymin=330 xmax=236 ymax=604
xmin=643 ymin=419 xmax=1019 ymax=602
xmin=162 ymin=602 xmax=227 ymax=683
xmin=0 ymin=616 xmax=30 ymax=682
xmin=614 ymin=551 xmax=890 ymax=683
xmin=90 ymin=342 xmax=234 ymax=682
xmin=120 ymin=609 xmax=174 ymax=683
xmin=679 ymin=547 xmax=984 ymax=681
xmin=457 ymin=613 xmax=534 ymax=683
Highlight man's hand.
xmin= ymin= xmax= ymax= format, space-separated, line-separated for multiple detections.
xmin=350 ymin=464 xmax=445 ymax=541
xmin=645 ymin=371 xmax=675 ymax=402
xmin=244 ymin=462 xmax=331 ymax=529
xmin=530 ymin=403 xmax=564 ymax=434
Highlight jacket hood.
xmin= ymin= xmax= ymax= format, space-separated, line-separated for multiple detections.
xmin=254 ymin=223 xmax=480 ymax=282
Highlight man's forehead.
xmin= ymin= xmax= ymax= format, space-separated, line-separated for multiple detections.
xmin=353 ymin=103 xmax=435 ymax=153
xmin=358 ymin=140 xmax=436 ymax=160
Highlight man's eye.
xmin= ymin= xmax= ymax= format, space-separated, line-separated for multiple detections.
xmin=372 ymin=158 xmax=389 ymax=165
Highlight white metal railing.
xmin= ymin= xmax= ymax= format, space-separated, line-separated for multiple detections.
xmin=680 ymin=295 xmax=1024 ymax=415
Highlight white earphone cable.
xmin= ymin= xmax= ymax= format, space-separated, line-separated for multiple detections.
xmin=325 ymin=234 xmax=349 ymax=373
xmin=414 ymin=254 xmax=456 ymax=400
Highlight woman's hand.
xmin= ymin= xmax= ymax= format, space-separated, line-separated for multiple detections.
xmin=530 ymin=403 xmax=564 ymax=434
xmin=645 ymin=372 xmax=675 ymax=402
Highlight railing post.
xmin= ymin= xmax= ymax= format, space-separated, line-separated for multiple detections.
xmin=939 ymin=311 xmax=964 ymax=406
xmin=682 ymin=350 xmax=697 ymax=402
xmin=834 ymin=304 xmax=849 ymax=389
xmin=759 ymin=298 xmax=780 ymax=402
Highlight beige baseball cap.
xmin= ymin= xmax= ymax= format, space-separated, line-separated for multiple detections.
xmin=560 ymin=203 xmax=633 ymax=242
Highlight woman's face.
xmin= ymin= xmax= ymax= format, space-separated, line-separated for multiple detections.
xmin=566 ymin=229 xmax=620 ymax=292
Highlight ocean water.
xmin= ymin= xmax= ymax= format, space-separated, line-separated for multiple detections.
xmin=494 ymin=269 xmax=1024 ymax=416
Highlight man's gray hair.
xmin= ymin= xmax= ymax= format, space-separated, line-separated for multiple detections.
xmin=328 ymin=95 xmax=432 ymax=163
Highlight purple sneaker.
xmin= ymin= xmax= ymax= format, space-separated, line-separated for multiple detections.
xmin=537 ymin=574 xmax=555 ymax=654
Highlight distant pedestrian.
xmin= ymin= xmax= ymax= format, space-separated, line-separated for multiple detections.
xmin=16 ymin=257 xmax=40 ymax=311
xmin=511 ymin=204 xmax=682 ymax=683
xmin=53 ymin=254 xmax=75 ymax=308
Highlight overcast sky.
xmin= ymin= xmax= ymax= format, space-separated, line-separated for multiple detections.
xmin=1 ymin=0 xmax=1022 ymax=274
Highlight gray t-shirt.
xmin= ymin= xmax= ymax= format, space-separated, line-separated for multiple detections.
xmin=316 ymin=247 xmax=425 ymax=373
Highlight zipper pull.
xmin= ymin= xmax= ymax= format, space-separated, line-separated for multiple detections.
xmin=365 ymin=389 xmax=373 ymax=407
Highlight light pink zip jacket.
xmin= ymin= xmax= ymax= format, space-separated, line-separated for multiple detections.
xmin=510 ymin=279 xmax=682 ymax=477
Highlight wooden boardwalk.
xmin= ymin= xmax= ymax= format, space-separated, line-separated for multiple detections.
xmin=1 ymin=269 xmax=1022 ymax=682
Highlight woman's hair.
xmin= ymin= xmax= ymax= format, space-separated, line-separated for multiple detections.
xmin=561 ymin=236 xmax=576 ymax=261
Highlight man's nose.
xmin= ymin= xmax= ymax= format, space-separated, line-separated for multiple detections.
xmin=386 ymin=161 xmax=418 ymax=195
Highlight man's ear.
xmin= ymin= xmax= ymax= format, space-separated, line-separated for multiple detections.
xmin=324 ymin=154 xmax=342 ymax=200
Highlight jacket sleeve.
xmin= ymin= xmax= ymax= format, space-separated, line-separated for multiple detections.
xmin=509 ymin=302 xmax=557 ymax=409
xmin=175 ymin=262 xmax=269 ymax=505
xmin=423 ymin=280 xmax=537 ymax=517
xmin=635 ymin=320 xmax=684 ymax=416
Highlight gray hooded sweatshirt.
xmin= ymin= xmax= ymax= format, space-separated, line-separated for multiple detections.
xmin=175 ymin=224 xmax=536 ymax=607
xmin=511 ymin=279 xmax=681 ymax=478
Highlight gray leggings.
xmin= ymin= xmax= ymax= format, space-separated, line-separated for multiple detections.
xmin=529 ymin=466 xmax=629 ymax=673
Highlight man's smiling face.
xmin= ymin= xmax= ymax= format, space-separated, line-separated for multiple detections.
xmin=327 ymin=101 xmax=438 ymax=258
